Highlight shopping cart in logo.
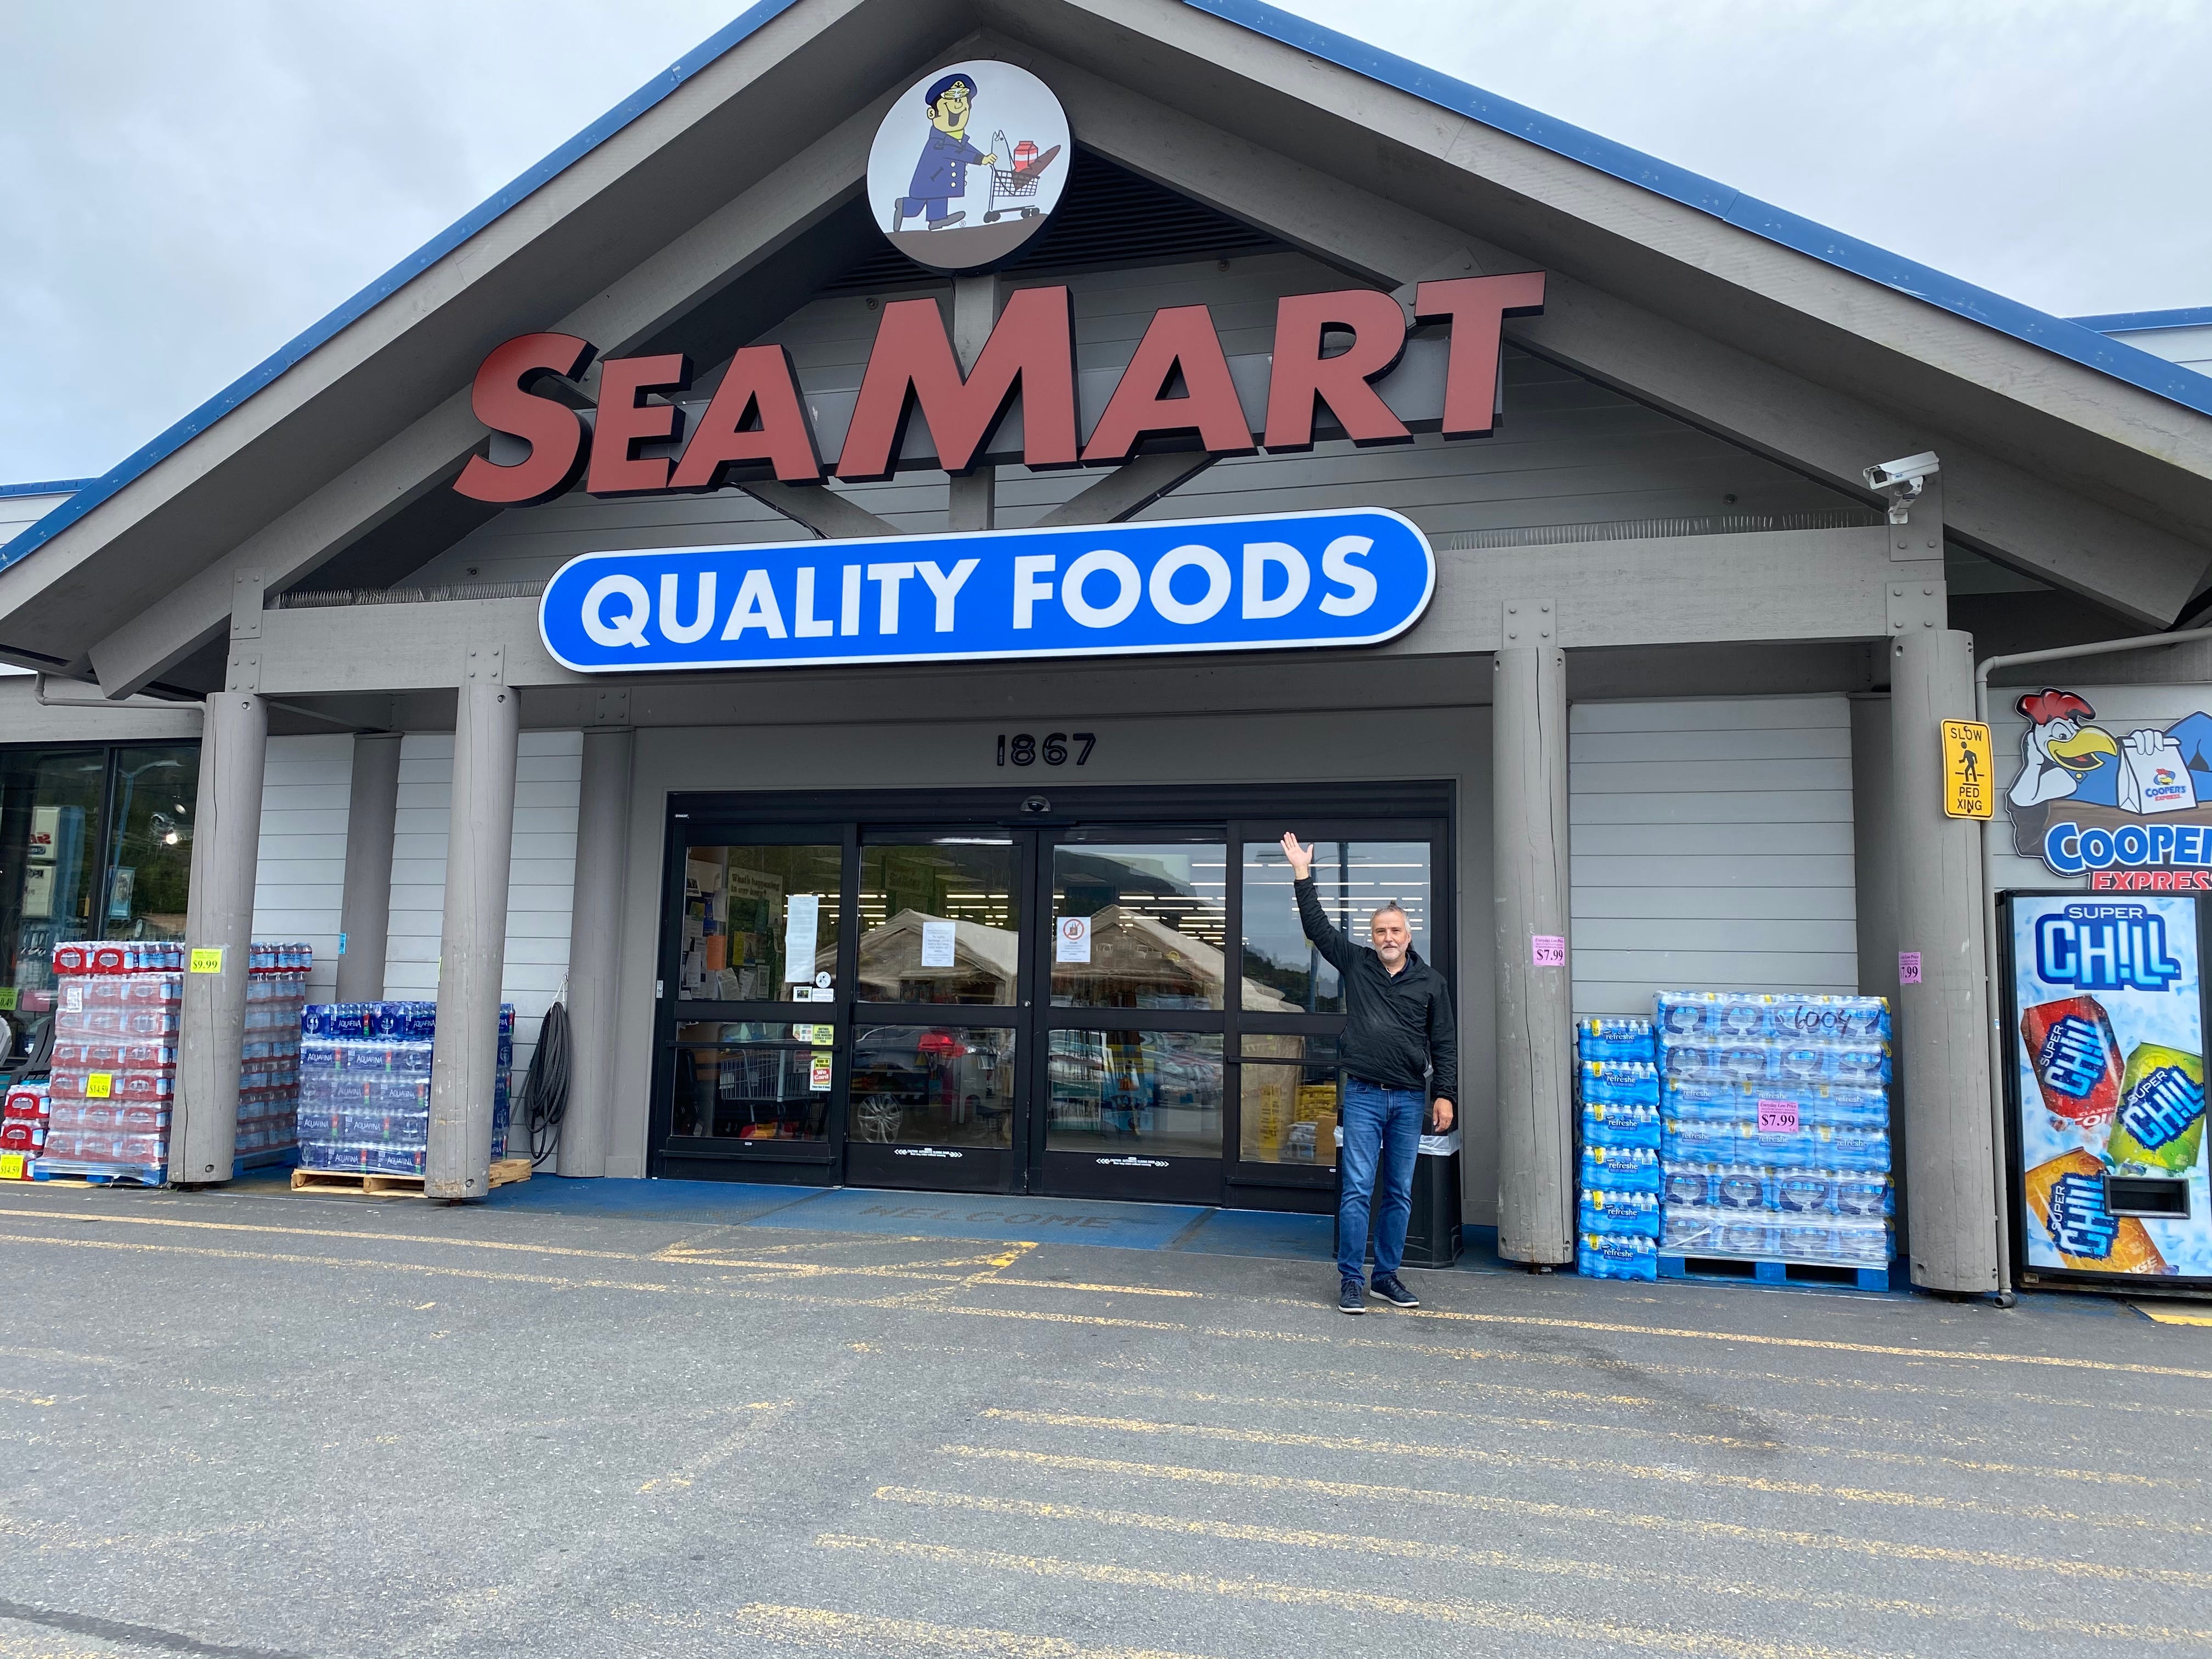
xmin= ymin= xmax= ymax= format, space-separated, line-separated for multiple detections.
xmin=983 ymin=129 xmax=1062 ymax=224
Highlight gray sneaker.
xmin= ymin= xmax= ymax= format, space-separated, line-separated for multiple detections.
xmin=1338 ymin=1277 xmax=1367 ymax=1315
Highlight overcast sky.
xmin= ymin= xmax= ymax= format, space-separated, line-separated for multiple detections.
xmin=3 ymin=0 xmax=2205 ymax=486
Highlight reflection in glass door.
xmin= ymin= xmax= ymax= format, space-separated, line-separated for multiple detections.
xmin=845 ymin=833 xmax=1028 ymax=1191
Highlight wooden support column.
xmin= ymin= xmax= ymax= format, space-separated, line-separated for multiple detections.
xmin=947 ymin=274 xmax=999 ymax=533
xmin=172 ymin=690 xmax=267 ymax=1184
xmin=1492 ymin=600 xmax=1574 ymax=1265
xmin=426 ymin=649 xmax=519 ymax=1199
xmin=1891 ymin=602 xmax=2000 ymax=1295
xmin=559 ymin=721 xmax=633 ymax=1177
xmin=335 ymin=732 xmax=402 ymax=1002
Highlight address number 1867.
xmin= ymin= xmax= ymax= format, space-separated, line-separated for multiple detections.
xmin=996 ymin=732 xmax=1096 ymax=768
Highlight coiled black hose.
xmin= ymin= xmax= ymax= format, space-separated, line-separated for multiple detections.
xmin=524 ymin=1000 xmax=572 ymax=1167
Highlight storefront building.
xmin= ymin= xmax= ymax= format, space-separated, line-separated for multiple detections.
xmin=4 ymin=0 xmax=2210 ymax=1291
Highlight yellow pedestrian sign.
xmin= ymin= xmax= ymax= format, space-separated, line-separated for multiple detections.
xmin=1944 ymin=719 xmax=1994 ymax=819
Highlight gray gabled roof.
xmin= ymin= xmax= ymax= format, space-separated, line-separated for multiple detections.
xmin=7 ymin=0 xmax=2205 ymax=579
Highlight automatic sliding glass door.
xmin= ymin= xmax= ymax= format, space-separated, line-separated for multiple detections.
xmin=845 ymin=831 xmax=1029 ymax=1192
xmin=1033 ymin=832 xmax=1229 ymax=1203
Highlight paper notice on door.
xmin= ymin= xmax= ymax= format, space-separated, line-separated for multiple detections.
xmin=921 ymin=918 xmax=957 ymax=968
xmin=1056 ymin=915 xmax=1092 ymax=963
xmin=784 ymin=894 xmax=820 ymax=981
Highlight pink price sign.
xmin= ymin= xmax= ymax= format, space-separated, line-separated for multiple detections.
xmin=1898 ymin=951 xmax=1922 ymax=985
xmin=1531 ymin=934 xmax=1566 ymax=967
xmin=1757 ymin=1099 xmax=1800 ymax=1134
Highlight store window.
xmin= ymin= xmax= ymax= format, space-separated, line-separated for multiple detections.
xmin=856 ymin=839 xmax=1020 ymax=1005
xmin=1051 ymin=842 xmax=1227 ymax=1010
xmin=0 ymin=743 xmax=199 ymax=1065
xmin=1239 ymin=1032 xmax=1340 ymax=1168
xmin=672 ymin=1022 xmax=836 ymax=1141
xmin=1240 ymin=839 xmax=1432 ymax=1013
xmin=680 ymin=844 xmax=842 ymax=1001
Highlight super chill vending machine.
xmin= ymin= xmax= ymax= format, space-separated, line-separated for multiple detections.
xmin=2001 ymin=892 xmax=2212 ymax=1292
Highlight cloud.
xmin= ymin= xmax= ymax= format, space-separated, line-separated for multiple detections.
xmin=2 ymin=0 xmax=2204 ymax=483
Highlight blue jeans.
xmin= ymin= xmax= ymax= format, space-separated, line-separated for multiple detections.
xmin=1338 ymin=1078 xmax=1424 ymax=1280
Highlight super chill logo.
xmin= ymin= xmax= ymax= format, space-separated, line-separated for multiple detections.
xmin=2032 ymin=904 xmax=2187 ymax=992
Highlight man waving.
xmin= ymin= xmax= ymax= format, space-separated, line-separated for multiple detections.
xmin=1281 ymin=832 xmax=1457 ymax=1314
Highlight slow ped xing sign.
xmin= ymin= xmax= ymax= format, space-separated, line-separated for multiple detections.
xmin=538 ymin=509 xmax=1434 ymax=674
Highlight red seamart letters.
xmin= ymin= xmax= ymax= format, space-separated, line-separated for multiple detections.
xmin=454 ymin=275 xmax=1546 ymax=505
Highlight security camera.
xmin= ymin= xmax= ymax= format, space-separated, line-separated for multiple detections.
xmin=1022 ymin=795 xmax=1052 ymax=815
xmin=1863 ymin=451 xmax=1940 ymax=523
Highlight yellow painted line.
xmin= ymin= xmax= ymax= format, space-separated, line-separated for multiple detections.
xmin=1381 ymin=1302 xmax=2212 ymax=1380
xmin=622 ymin=1601 xmax=1229 ymax=1659
xmin=871 ymin=1486 xmax=2212 ymax=1645
xmin=2134 ymin=1304 xmax=2212 ymax=1328
xmin=1052 ymin=1377 xmax=2186 ymax=1491
xmin=5 ymin=1218 xmax=2205 ymax=1391
xmin=814 ymin=1533 xmax=1896 ymax=1659
xmin=978 ymin=1407 xmax=2204 ymax=1537
xmin=940 ymin=1446 xmax=2212 ymax=1590
xmin=636 ymin=1400 xmax=789 ymax=1493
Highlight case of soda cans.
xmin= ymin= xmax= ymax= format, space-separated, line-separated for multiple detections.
xmin=1575 ymin=1016 xmax=1661 ymax=1279
xmin=36 ymin=941 xmax=309 ymax=1182
xmin=297 ymin=1001 xmax=514 ymax=1176
xmin=1 ymin=1078 xmax=50 ymax=1178
xmin=1655 ymin=991 xmax=1895 ymax=1271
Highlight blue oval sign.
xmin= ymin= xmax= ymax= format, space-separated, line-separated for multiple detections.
xmin=538 ymin=509 xmax=1433 ymax=673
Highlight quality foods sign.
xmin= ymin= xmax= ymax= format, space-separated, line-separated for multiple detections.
xmin=537 ymin=509 xmax=1434 ymax=674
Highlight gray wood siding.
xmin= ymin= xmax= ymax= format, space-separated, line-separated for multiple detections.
xmin=1569 ymin=695 xmax=1858 ymax=1014
xmin=410 ymin=251 xmax=1853 ymax=589
xmin=246 ymin=732 xmax=581 ymax=1081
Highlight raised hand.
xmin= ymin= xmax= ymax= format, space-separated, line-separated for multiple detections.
xmin=1279 ymin=831 xmax=1314 ymax=879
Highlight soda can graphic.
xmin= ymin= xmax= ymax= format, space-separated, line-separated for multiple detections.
xmin=2107 ymin=1043 xmax=2207 ymax=1174
xmin=2020 ymin=996 xmax=2124 ymax=1127
xmin=2023 ymin=1149 xmax=2165 ymax=1273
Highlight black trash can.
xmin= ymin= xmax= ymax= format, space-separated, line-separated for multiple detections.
xmin=1333 ymin=1126 xmax=1465 ymax=1269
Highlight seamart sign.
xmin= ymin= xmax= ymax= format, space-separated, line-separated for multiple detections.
xmin=537 ymin=510 xmax=1433 ymax=673
xmin=2007 ymin=688 xmax=2212 ymax=889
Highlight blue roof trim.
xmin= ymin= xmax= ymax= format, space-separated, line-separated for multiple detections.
xmin=0 ymin=479 xmax=92 ymax=500
xmin=2074 ymin=307 xmax=2212 ymax=334
xmin=0 ymin=0 xmax=804 ymax=577
xmin=1182 ymin=0 xmax=2212 ymax=422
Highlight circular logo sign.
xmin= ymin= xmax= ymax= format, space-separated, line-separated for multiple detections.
xmin=865 ymin=59 xmax=1070 ymax=274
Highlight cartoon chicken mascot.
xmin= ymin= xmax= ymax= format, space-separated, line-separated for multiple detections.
xmin=2009 ymin=689 xmax=2120 ymax=807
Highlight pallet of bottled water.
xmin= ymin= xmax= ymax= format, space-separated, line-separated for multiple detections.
xmin=1576 ymin=1015 xmax=1661 ymax=1280
xmin=297 ymin=1001 xmax=512 ymax=1177
xmin=1655 ymin=991 xmax=1895 ymax=1282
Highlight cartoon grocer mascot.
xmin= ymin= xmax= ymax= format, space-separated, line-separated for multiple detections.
xmin=892 ymin=72 xmax=996 ymax=233
xmin=2009 ymin=689 xmax=2212 ymax=809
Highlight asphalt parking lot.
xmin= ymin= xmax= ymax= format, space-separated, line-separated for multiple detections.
xmin=2 ymin=1177 xmax=2209 ymax=1659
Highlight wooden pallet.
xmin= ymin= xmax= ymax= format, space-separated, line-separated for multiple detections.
xmin=1660 ymin=1253 xmax=1894 ymax=1293
xmin=291 ymin=1156 xmax=532 ymax=1198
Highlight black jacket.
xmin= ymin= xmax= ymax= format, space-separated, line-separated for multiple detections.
xmin=1294 ymin=875 xmax=1457 ymax=1100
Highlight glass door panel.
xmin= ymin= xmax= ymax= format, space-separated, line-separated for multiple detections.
xmin=1051 ymin=841 xmax=1228 ymax=1009
xmin=856 ymin=838 xmax=1020 ymax=1006
xmin=1241 ymin=838 xmax=1434 ymax=1011
xmin=680 ymin=843 xmax=843 ymax=1003
xmin=100 ymin=746 xmax=197 ymax=944
xmin=849 ymin=1025 xmax=1017 ymax=1148
xmin=1047 ymin=1029 xmax=1223 ymax=1158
